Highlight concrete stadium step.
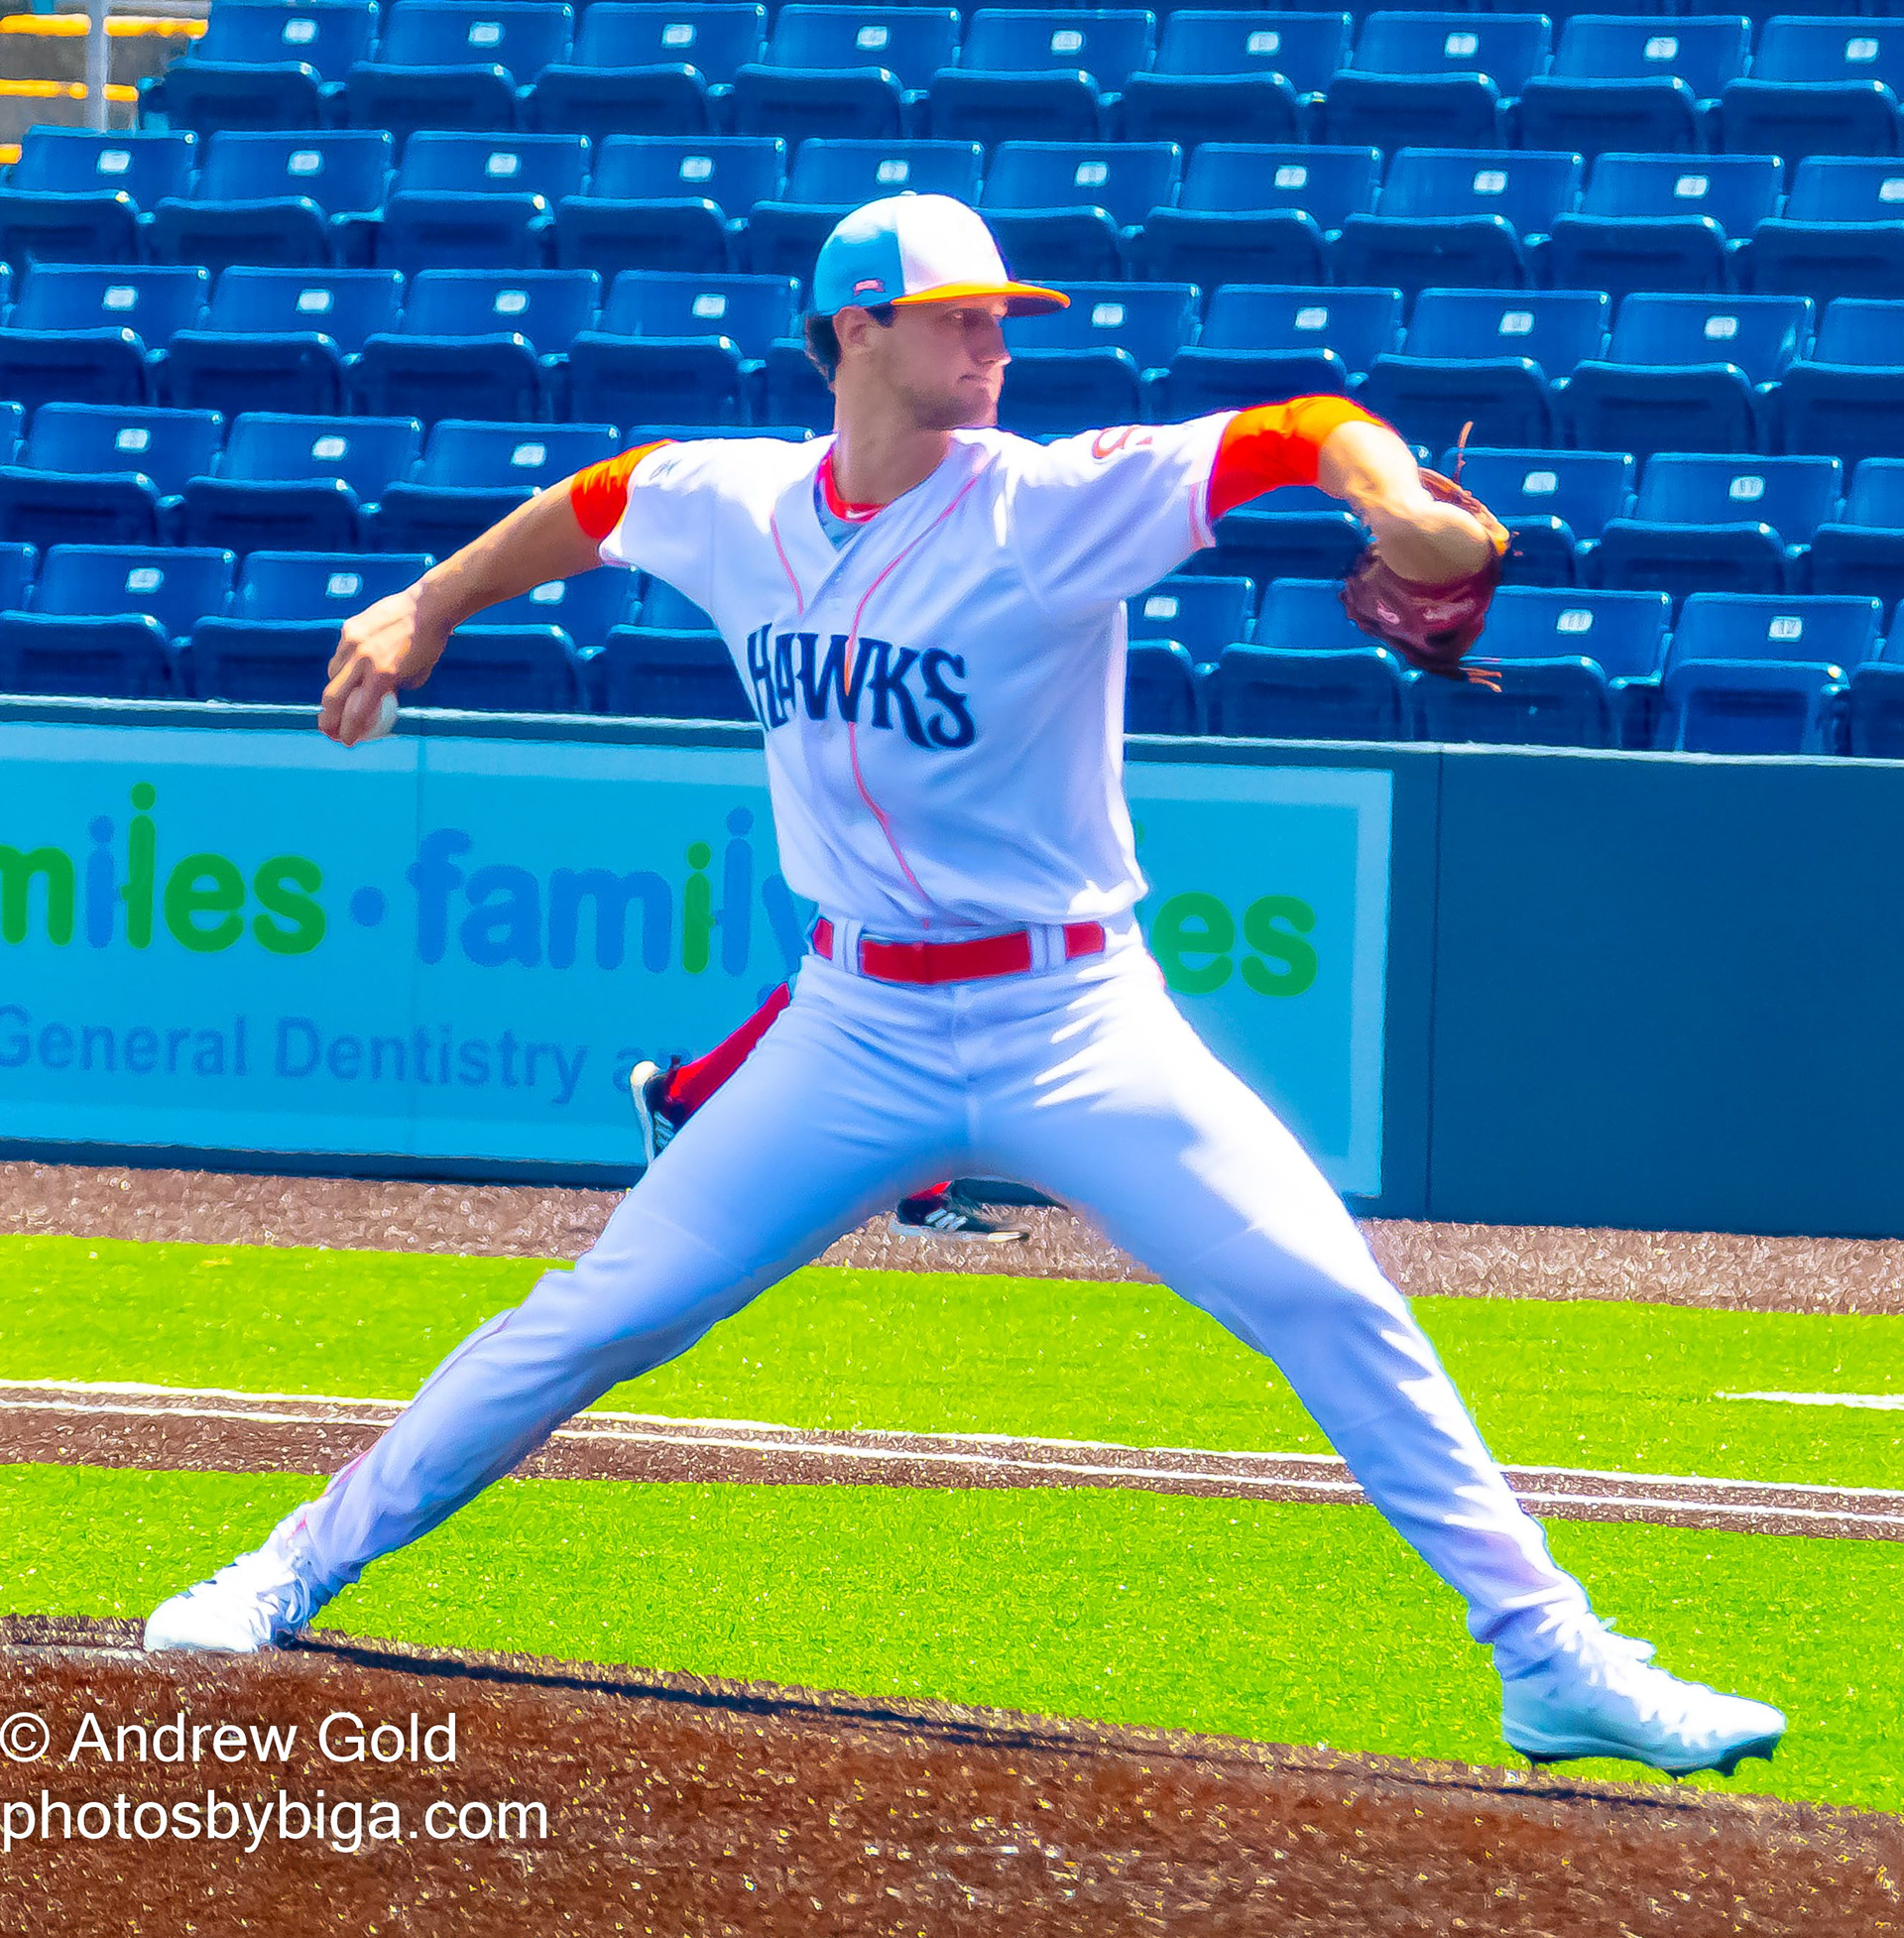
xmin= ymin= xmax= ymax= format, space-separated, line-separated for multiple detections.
xmin=0 ymin=74 xmax=136 ymax=137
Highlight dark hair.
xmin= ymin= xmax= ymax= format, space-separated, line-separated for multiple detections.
xmin=803 ymin=303 xmax=896 ymax=386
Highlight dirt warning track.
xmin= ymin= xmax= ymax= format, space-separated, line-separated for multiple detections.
xmin=4 ymin=1380 xmax=1898 ymax=1542
xmin=1 ymin=1617 xmax=1898 ymax=1938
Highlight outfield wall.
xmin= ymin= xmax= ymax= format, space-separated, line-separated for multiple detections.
xmin=0 ymin=698 xmax=1898 ymax=1239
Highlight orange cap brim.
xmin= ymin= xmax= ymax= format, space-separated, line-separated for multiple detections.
xmin=888 ymin=279 xmax=1070 ymax=317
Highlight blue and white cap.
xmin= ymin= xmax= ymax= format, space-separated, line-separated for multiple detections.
xmin=811 ymin=193 xmax=1068 ymax=319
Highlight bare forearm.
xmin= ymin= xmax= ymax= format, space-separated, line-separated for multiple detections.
xmin=1316 ymin=419 xmax=1436 ymax=524
xmin=413 ymin=479 xmax=606 ymax=637
xmin=1317 ymin=419 xmax=1494 ymax=582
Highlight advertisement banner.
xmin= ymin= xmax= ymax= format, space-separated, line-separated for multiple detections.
xmin=0 ymin=721 xmax=1390 ymax=1196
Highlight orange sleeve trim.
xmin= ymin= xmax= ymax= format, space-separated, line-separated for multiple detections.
xmin=568 ymin=439 xmax=671 ymax=544
xmin=1208 ymin=398 xmax=1386 ymax=522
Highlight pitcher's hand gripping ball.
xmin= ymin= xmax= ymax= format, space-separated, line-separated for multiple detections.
xmin=1341 ymin=467 xmax=1511 ymax=686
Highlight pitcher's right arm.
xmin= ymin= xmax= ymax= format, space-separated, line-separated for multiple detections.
xmin=319 ymin=441 xmax=668 ymax=746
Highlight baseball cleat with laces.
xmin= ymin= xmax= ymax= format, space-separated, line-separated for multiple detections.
xmin=890 ymin=1187 xmax=1029 ymax=1245
xmin=144 ymin=1530 xmax=333 ymax=1654
xmin=1500 ymin=1613 xmax=1786 ymax=1777
xmin=629 ymin=1058 xmax=687 ymax=1168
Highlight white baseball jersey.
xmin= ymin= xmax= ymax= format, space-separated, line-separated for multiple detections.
xmin=597 ymin=418 xmax=1234 ymax=937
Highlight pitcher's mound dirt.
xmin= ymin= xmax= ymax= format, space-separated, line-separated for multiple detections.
xmin=0 ymin=1619 xmax=1895 ymax=1938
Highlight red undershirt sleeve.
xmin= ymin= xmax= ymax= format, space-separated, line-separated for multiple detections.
xmin=567 ymin=440 xmax=673 ymax=544
xmin=1206 ymin=398 xmax=1388 ymax=521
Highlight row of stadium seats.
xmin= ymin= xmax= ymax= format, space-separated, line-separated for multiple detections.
xmin=144 ymin=4 xmax=1904 ymax=157
xmin=1 ymin=259 xmax=1902 ymax=459
xmin=21 ymin=126 xmax=1904 ymax=303
xmin=2 ymin=538 xmax=1899 ymax=756
xmin=3 ymin=391 xmax=1900 ymax=610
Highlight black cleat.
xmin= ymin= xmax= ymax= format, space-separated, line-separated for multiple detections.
xmin=890 ymin=1188 xmax=1030 ymax=1246
xmin=628 ymin=1058 xmax=686 ymax=1169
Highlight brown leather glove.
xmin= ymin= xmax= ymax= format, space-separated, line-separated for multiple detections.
xmin=1340 ymin=467 xmax=1511 ymax=684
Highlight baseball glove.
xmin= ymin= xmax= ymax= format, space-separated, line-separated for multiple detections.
xmin=1340 ymin=466 xmax=1511 ymax=684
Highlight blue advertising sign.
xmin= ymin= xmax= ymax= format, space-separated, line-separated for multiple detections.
xmin=0 ymin=720 xmax=1390 ymax=1195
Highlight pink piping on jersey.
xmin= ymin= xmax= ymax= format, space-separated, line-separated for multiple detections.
xmin=770 ymin=515 xmax=805 ymax=613
xmin=839 ymin=468 xmax=986 ymax=920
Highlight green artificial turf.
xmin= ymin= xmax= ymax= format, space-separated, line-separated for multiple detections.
xmin=3 ymin=1461 xmax=1897 ymax=1815
xmin=3 ymin=1235 xmax=1899 ymax=1489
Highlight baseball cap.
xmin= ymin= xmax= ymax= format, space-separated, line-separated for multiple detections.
xmin=811 ymin=193 xmax=1068 ymax=318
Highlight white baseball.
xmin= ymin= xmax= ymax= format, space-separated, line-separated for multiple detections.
xmin=346 ymin=689 xmax=401 ymax=743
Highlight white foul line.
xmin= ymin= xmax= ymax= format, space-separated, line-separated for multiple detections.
xmin=2 ymin=1376 xmax=1900 ymax=1534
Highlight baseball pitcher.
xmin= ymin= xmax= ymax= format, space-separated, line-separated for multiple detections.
xmin=145 ymin=195 xmax=1783 ymax=1780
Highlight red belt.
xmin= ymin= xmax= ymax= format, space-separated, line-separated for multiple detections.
xmin=810 ymin=915 xmax=1107 ymax=986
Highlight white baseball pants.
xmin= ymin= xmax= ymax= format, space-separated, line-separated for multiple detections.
xmin=281 ymin=922 xmax=1592 ymax=1673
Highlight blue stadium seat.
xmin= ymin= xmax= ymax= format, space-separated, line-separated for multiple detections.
xmin=187 ymin=548 xmax=434 ymax=700
xmin=1549 ymin=153 xmax=1780 ymax=298
xmin=1594 ymin=453 xmax=1843 ymax=602
xmin=0 ymin=543 xmax=232 ymax=700
xmin=1321 ymin=12 xmax=1551 ymax=152
xmin=1722 ymin=17 xmax=1904 ymax=161
xmin=1127 ymin=572 xmax=1254 ymax=654
xmin=1361 ymin=288 xmax=1608 ymax=456
xmin=980 ymin=140 xmax=1181 ymax=281
xmin=527 ymin=2 xmax=767 ymax=140
xmin=1442 ymin=581 xmax=1668 ymax=744
xmin=179 ymin=412 xmax=423 ymax=553
xmin=1668 ymin=587 xmax=1880 ymax=669
xmin=1751 ymin=159 xmax=1904 ymax=303
xmin=346 ymin=1 xmax=575 ymax=147
xmin=1254 ymin=574 xmax=1385 ymax=653
xmin=1124 ymin=639 xmax=1200 ymax=732
xmin=373 ymin=418 xmax=618 ymax=551
xmin=1485 ymin=582 xmax=1669 ymax=676
xmin=1333 ymin=148 xmax=1582 ymax=296
xmin=166 ymin=266 xmax=403 ymax=418
xmin=1116 ymin=10 xmax=1351 ymax=146
xmin=555 ymin=132 xmax=783 ymax=275
xmin=1565 ymin=292 xmax=1811 ymax=456
xmin=0 ymin=403 xmax=223 ymax=548
xmin=1658 ymin=660 xmax=1845 ymax=751
xmin=381 ymin=131 xmax=590 ymax=273
xmin=0 ymin=264 xmax=207 ymax=416
xmin=1438 ymin=445 xmax=1633 ymax=582
xmin=150 ymin=130 xmax=394 ymax=276
xmin=599 ymin=619 xmax=750 ymax=718
xmin=1773 ymin=297 xmax=1904 ymax=464
xmin=34 ymin=542 xmax=232 ymax=636
xmin=1202 ymin=485 xmax=1367 ymax=587
xmin=1844 ymin=613 xmax=1904 ymax=755
xmin=1515 ymin=15 xmax=1749 ymax=158
xmin=743 ymin=138 xmax=981 ymax=277
xmin=1206 ymin=639 xmax=1412 ymax=740
xmin=1130 ymin=142 xmax=1377 ymax=289
xmin=0 ymin=542 xmax=35 ymax=615
xmin=731 ymin=6 xmax=958 ymax=142
xmin=417 ymin=624 xmax=592 ymax=711
xmin=1163 ymin=284 xmax=1402 ymax=414
xmin=153 ymin=0 xmax=376 ymax=134
xmin=927 ymin=10 xmax=1158 ymax=146
xmin=473 ymin=567 xmax=627 ymax=642
xmin=0 ymin=129 xmax=196 ymax=266
xmin=1809 ymin=458 xmax=1904 ymax=610
xmin=1001 ymin=280 xmax=1197 ymax=431
xmin=567 ymin=269 xmax=795 ymax=422
xmin=350 ymin=267 xmax=601 ymax=423
xmin=762 ymin=339 xmax=834 ymax=431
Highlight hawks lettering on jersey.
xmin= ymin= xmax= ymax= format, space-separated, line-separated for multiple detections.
xmin=744 ymin=626 xmax=977 ymax=749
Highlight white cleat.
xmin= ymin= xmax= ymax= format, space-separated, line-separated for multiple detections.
xmin=1501 ymin=1613 xmax=1786 ymax=1778
xmin=143 ymin=1532 xmax=332 ymax=1655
